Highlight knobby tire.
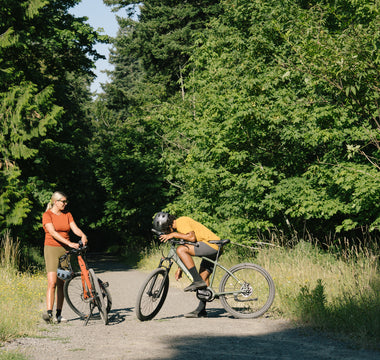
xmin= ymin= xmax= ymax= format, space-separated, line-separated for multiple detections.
xmin=136 ymin=267 xmax=169 ymax=321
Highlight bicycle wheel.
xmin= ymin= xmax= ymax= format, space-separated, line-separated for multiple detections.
xmin=219 ymin=263 xmax=275 ymax=319
xmin=136 ymin=268 xmax=169 ymax=321
xmin=64 ymin=272 xmax=91 ymax=318
xmin=99 ymin=278 xmax=112 ymax=314
xmin=89 ymin=268 xmax=108 ymax=325
xmin=64 ymin=273 xmax=112 ymax=318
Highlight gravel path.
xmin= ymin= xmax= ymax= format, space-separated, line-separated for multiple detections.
xmin=4 ymin=255 xmax=379 ymax=360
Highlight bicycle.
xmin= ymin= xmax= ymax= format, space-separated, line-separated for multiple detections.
xmin=135 ymin=229 xmax=275 ymax=321
xmin=58 ymin=242 xmax=111 ymax=325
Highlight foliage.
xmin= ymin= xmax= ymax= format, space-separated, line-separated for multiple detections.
xmin=147 ymin=0 xmax=380 ymax=241
xmin=1 ymin=0 xmax=379 ymax=254
xmin=0 ymin=0 xmax=107 ymax=245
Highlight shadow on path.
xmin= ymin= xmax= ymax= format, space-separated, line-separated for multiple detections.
xmin=156 ymin=330 xmax=379 ymax=360
xmin=86 ymin=253 xmax=133 ymax=273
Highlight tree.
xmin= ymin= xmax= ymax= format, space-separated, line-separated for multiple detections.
xmin=154 ymin=0 xmax=380 ymax=240
xmin=0 ymin=0 xmax=107 ymax=244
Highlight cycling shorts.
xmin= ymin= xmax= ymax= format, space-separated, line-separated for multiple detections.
xmin=194 ymin=242 xmax=218 ymax=273
xmin=44 ymin=245 xmax=67 ymax=273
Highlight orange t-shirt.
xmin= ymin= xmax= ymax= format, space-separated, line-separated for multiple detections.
xmin=42 ymin=210 xmax=74 ymax=247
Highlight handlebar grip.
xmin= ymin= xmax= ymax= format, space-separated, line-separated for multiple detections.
xmin=151 ymin=228 xmax=164 ymax=236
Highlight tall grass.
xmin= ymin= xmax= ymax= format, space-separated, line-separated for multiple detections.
xmin=137 ymin=237 xmax=379 ymax=350
xmin=0 ymin=233 xmax=45 ymax=344
xmin=257 ymin=240 xmax=379 ymax=349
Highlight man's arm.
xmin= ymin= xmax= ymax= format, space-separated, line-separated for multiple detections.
xmin=160 ymin=231 xmax=196 ymax=243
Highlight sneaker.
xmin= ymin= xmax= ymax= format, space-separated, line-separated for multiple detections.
xmin=184 ymin=309 xmax=207 ymax=318
xmin=184 ymin=280 xmax=207 ymax=292
xmin=54 ymin=315 xmax=68 ymax=324
xmin=42 ymin=312 xmax=53 ymax=323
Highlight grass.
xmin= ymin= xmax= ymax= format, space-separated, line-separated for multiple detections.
xmin=136 ymin=238 xmax=380 ymax=350
xmin=0 ymin=234 xmax=45 ymax=346
xmin=0 ymin=350 xmax=29 ymax=360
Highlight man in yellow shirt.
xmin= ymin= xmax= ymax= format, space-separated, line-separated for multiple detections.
xmin=153 ymin=212 xmax=220 ymax=317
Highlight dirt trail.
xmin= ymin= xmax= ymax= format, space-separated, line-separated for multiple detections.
xmin=4 ymin=255 xmax=379 ymax=360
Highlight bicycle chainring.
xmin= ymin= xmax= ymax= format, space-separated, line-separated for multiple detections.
xmin=196 ymin=288 xmax=214 ymax=302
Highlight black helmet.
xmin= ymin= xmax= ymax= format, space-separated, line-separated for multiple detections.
xmin=153 ymin=212 xmax=174 ymax=233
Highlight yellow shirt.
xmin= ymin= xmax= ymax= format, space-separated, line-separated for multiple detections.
xmin=175 ymin=216 xmax=220 ymax=251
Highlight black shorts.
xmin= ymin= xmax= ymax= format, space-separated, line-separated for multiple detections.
xmin=194 ymin=242 xmax=218 ymax=273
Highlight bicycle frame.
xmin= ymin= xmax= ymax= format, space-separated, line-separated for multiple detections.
xmin=159 ymin=241 xmax=243 ymax=299
xmin=59 ymin=248 xmax=95 ymax=301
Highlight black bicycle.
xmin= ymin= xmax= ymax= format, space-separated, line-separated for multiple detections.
xmin=136 ymin=230 xmax=275 ymax=321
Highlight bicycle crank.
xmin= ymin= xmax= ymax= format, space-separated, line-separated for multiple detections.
xmin=196 ymin=288 xmax=214 ymax=302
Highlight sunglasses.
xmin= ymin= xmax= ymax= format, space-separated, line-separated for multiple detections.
xmin=57 ymin=199 xmax=68 ymax=204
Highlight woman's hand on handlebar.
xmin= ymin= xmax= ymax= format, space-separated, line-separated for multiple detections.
xmin=69 ymin=242 xmax=80 ymax=249
xmin=81 ymin=234 xmax=88 ymax=245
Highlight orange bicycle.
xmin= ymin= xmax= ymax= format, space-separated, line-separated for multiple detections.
xmin=58 ymin=242 xmax=111 ymax=325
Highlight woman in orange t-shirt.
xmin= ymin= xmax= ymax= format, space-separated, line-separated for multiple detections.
xmin=42 ymin=191 xmax=88 ymax=323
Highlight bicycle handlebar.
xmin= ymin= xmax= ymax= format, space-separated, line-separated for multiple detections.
xmin=65 ymin=242 xmax=88 ymax=255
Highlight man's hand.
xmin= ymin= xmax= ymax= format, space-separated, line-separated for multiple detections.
xmin=175 ymin=268 xmax=183 ymax=281
xmin=159 ymin=233 xmax=173 ymax=243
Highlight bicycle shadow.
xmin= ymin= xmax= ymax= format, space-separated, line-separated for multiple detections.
xmin=66 ymin=307 xmax=132 ymax=325
xmin=151 ymin=307 xmax=229 ymax=321
xmin=107 ymin=307 xmax=133 ymax=325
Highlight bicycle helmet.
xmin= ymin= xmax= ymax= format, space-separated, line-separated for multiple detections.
xmin=152 ymin=211 xmax=174 ymax=233
xmin=57 ymin=268 xmax=72 ymax=281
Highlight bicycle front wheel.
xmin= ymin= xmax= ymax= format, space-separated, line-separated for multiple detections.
xmin=219 ymin=263 xmax=275 ymax=319
xmin=64 ymin=273 xmax=112 ymax=319
xmin=99 ymin=278 xmax=112 ymax=314
xmin=64 ymin=272 xmax=91 ymax=319
xmin=135 ymin=268 xmax=169 ymax=321
xmin=89 ymin=269 xmax=108 ymax=325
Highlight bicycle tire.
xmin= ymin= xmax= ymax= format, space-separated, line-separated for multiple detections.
xmin=64 ymin=272 xmax=91 ymax=318
xmin=99 ymin=278 xmax=112 ymax=313
xmin=89 ymin=268 xmax=108 ymax=325
xmin=135 ymin=267 xmax=169 ymax=321
xmin=64 ymin=272 xmax=112 ymax=318
xmin=219 ymin=263 xmax=275 ymax=319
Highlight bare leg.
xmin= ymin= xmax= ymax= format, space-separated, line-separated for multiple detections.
xmin=176 ymin=244 xmax=196 ymax=268
xmin=46 ymin=272 xmax=57 ymax=310
xmin=176 ymin=245 xmax=206 ymax=290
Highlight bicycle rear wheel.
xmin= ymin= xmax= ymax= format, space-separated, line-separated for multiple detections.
xmin=219 ymin=263 xmax=275 ymax=319
xmin=136 ymin=268 xmax=169 ymax=321
xmin=64 ymin=272 xmax=112 ymax=319
xmin=89 ymin=269 xmax=108 ymax=325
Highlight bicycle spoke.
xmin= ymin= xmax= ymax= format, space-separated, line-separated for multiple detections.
xmin=136 ymin=268 xmax=169 ymax=321
xmin=64 ymin=273 xmax=92 ymax=318
xmin=219 ymin=263 xmax=275 ymax=318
